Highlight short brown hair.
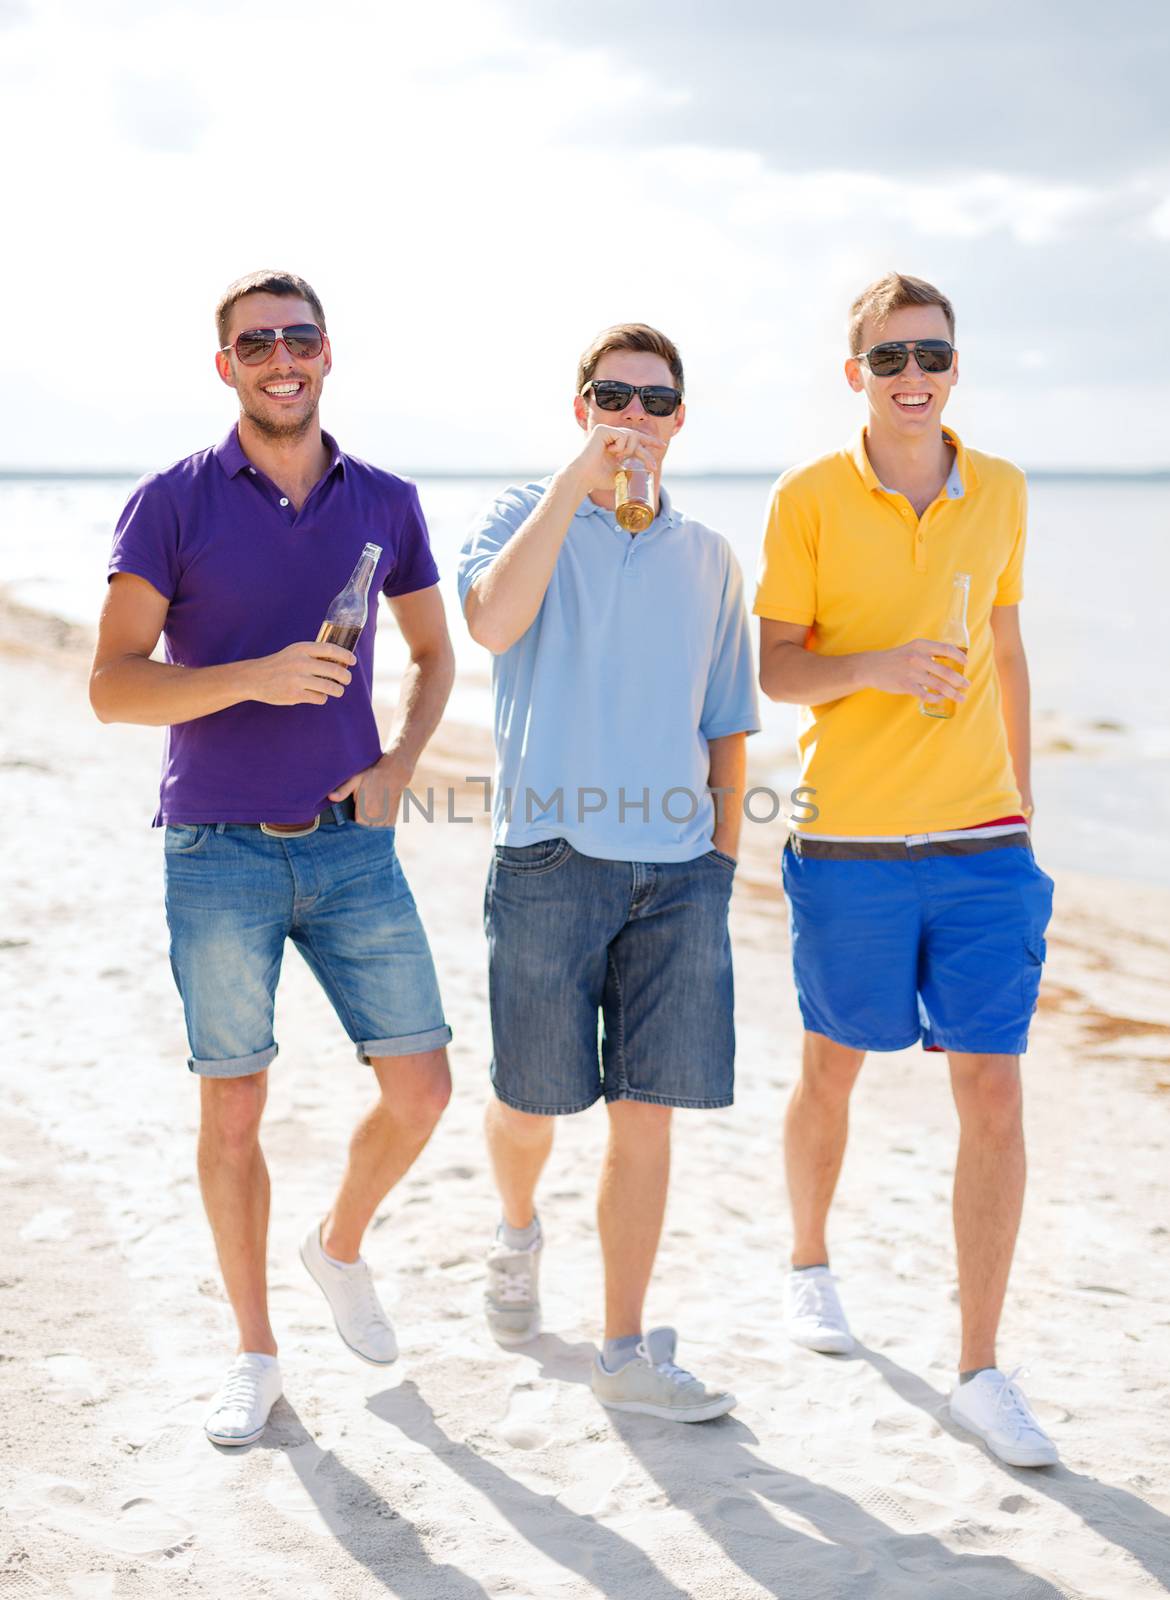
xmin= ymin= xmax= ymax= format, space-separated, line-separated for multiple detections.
xmin=215 ymin=270 xmax=327 ymax=349
xmin=577 ymin=323 xmax=684 ymax=395
xmin=848 ymin=273 xmax=955 ymax=355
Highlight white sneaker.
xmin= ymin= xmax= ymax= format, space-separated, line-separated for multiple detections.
xmin=299 ymin=1224 xmax=398 ymax=1366
xmin=484 ymin=1226 xmax=542 ymax=1346
xmin=590 ymin=1328 xmax=736 ymax=1423
xmin=785 ymin=1266 xmax=856 ymax=1354
xmin=949 ymin=1367 xmax=1059 ymax=1468
xmin=204 ymin=1353 xmax=282 ymax=1447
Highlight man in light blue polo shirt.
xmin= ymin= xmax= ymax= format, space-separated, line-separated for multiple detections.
xmin=458 ymin=322 xmax=759 ymax=1422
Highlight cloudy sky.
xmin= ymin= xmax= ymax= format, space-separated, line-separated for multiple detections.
xmin=4 ymin=0 xmax=1167 ymax=471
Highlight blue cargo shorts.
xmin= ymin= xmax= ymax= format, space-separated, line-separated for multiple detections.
xmin=781 ymin=831 xmax=1054 ymax=1055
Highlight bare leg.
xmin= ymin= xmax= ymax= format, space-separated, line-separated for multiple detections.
xmin=321 ymin=1048 xmax=451 ymax=1262
xmin=784 ymin=1031 xmax=866 ymax=1268
xmin=485 ymin=1097 xmax=555 ymax=1229
xmin=949 ymin=1052 xmax=1026 ymax=1371
xmin=598 ymin=1101 xmax=672 ymax=1340
xmin=197 ymin=1071 xmax=275 ymax=1355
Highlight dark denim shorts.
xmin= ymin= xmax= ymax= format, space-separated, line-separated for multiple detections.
xmin=484 ymin=838 xmax=737 ymax=1115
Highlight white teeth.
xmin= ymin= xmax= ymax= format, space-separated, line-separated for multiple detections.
xmin=895 ymin=394 xmax=929 ymax=407
xmin=264 ymin=383 xmax=301 ymax=396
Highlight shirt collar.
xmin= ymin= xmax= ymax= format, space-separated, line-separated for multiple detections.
xmin=572 ymin=481 xmax=678 ymax=531
xmin=213 ymin=424 xmax=347 ymax=480
xmin=848 ymin=424 xmax=977 ymax=500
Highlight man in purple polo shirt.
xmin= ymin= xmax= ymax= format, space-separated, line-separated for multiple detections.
xmin=90 ymin=270 xmax=455 ymax=1448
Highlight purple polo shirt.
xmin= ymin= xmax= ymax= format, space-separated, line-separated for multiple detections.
xmin=109 ymin=426 xmax=440 ymax=824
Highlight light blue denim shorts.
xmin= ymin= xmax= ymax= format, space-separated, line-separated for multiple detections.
xmin=164 ymin=812 xmax=451 ymax=1077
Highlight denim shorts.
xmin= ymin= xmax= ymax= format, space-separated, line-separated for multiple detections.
xmin=484 ymin=838 xmax=737 ymax=1114
xmin=781 ymin=834 xmax=1054 ymax=1055
xmin=164 ymin=813 xmax=451 ymax=1077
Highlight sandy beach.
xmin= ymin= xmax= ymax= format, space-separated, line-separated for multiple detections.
xmin=2 ymin=594 xmax=1169 ymax=1600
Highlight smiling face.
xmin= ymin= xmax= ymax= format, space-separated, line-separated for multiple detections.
xmin=214 ymin=291 xmax=332 ymax=441
xmin=572 ymin=350 xmax=686 ymax=456
xmin=845 ymin=304 xmax=958 ymax=440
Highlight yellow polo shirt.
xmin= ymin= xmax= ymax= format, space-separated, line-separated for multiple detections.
xmin=754 ymin=426 xmax=1025 ymax=836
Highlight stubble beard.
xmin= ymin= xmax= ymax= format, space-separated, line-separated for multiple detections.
xmin=241 ymin=385 xmax=321 ymax=442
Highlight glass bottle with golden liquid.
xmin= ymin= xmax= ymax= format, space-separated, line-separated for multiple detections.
xmin=316 ymin=542 xmax=382 ymax=652
xmin=920 ymin=571 xmax=970 ymax=720
xmin=613 ymin=457 xmax=655 ymax=532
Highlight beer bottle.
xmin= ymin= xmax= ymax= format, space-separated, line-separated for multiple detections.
xmin=921 ymin=571 xmax=970 ymax=720
xmin=316 ymin=543 xmax=383 ymax=653
xmin=613 ymin=457 xmax=655 ymax=533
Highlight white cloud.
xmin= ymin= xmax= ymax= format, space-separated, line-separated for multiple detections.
xmin=2 ymin=0 xmax=1167 ymax=470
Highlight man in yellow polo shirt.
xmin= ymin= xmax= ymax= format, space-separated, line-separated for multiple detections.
xmin=755 ymin=272 xmax=1058 ymax=1469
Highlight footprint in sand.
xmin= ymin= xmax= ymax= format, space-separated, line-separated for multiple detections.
xmin=40 ymin=1353 xmax=106 ymax=1405
xmin=8 ymin=1479 xmax=194 ymax=1566
xmin=493 ymin=1381 xmax=558 ymax=1450
xmin=552 ymin=1444 xmax=630 ymax=1516
xmin=263 ymin=1445 xmax=347 ymax=1537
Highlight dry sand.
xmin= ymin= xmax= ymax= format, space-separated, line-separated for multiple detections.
xmin=1 ymin=597 xmax=1169 ymax=1600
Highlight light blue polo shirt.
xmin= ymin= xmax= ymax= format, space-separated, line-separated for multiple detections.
xmin=458 ymin=479 xmax=760 ymax=862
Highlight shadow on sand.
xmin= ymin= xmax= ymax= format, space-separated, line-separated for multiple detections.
xmin=241 ymin=1395 xmax=492 ymax=1597
xmin=370 ymin=1334 xmax=1073 ymax=1599
xmin=864 ymin=1347 xmax=1170 ymax=1594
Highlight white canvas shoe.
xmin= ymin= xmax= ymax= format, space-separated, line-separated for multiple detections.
xmin=785 ymin=1267 xmax=856 ymax=1354
xmin=484 ymin=1227 xmax=543 ymax=1346
xmin=300 ymin=1224 xmax=398 ymax=1366
xmin=590 ymin=1328 xmax=736 ymax=1423
xmin=204 ymin=1353 xmax=283 ymax=1447
xmin=949 ymin=1367 xmax=1059 ymax=1468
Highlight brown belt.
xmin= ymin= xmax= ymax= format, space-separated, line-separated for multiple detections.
xmin=258 ymin=797 xmax=355 ymax=838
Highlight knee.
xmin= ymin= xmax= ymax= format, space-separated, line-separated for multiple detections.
xmin=607 ymin=1100 xmax=673 ymax=1145
xmin=956 ymin=1058 xmax=1022 ymax=1129
xmin=800 ymin=1037 xmax=864 ymax=1107
xmin=389 ymin=1060 xmax=452 ymax=1133
xmin=200 ymin=1073 xmax=266 ymax=1158
xmin=488 ymin=1097 xmax=553 ymax=1147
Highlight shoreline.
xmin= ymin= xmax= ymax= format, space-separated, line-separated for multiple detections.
xmin=6 ymin=584 xmax=1168 ymax=888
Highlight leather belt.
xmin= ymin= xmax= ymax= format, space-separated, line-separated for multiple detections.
xmin=258 ymin=797 xmax=355 ymax=838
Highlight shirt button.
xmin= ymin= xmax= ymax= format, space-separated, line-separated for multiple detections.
xmin=279 ymin=497 xmax=289 ymax=507
xmin=249 ymin=467 xmax=256 ymax=475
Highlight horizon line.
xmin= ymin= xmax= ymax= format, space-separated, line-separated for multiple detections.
xmin=3 ymin=465 xmax=1170 ymax=484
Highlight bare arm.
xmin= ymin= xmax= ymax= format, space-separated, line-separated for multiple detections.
xmin=89 ymin=572 xmax=355 ymax=726
xmin=707 ymin=732 xmax=747 ymax=858
xmin=329 ymin=584 xmax=455 ymax=825
xmin=990 ymin=604 xmax=1033 ymax=817
xmin=758 ymin=618 xmax=969 ymax=707
xmin=463 ymin=424 xmax=663 ymax=655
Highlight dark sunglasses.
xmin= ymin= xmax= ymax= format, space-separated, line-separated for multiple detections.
xmin=581 ymin=379 xmax=683 ymax=417
xmin=858 ymin=339 xmax=954 ymax=377
xmin=221 ymin=324 xmax=325 ymax=365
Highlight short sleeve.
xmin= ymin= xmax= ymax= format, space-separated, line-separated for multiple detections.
xmin=752 ymin=475 xmax=817 ymax=626
xmin=383 ymin=483 xmax=440 ymax=598
xmin=457 ymin=483 xmax=544 ymax=608
xmin=108 ymin=474 xmax=181 ymax=600
xmin=994 ymin=477 xmax=1027 ymax=606
xmin=700 ymin=544 xmax=762 ymax=740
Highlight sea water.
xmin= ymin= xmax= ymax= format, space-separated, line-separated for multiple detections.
xmin=1 ymin=472 xmax=1166 ymax=882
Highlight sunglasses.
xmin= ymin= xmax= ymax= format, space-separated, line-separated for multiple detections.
xmin=857 ymin=339 xmax=954 ymax=377
xmin=221 ymin=324 xmax=325 ymax=366
xmin=581 ymin=379 xmax=683 ymax=417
